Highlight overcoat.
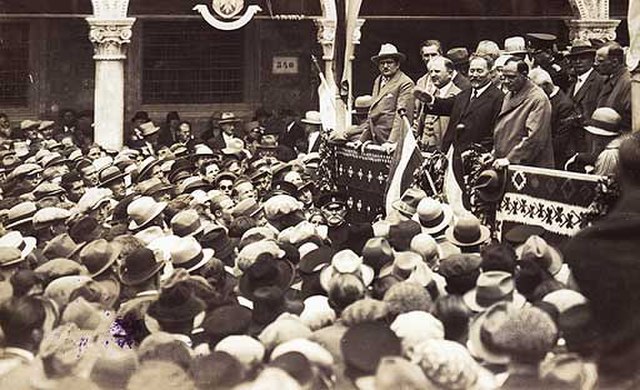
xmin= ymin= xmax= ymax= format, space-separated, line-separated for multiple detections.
xmin=493 ymin=79 xmax=554 ymax=168
xmin=596 ymin=67 xmax=632 ymax=133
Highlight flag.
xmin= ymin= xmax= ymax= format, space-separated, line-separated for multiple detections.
xmin=443 ymin=145 xmax=471 ymax=217
xmin=318 ymin=72 xmax=337 ymax=131
xmin=385 ymin=111 xmax=424 ymax=215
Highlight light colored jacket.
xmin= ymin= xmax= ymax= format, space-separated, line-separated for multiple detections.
xmin=493 ymin=79 xmax=554 ymax=168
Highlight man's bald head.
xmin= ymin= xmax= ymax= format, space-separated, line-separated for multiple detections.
xmin=428 ymin=56 xmax=454 ymax=88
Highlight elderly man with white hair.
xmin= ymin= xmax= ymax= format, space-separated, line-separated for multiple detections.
xmin=530 ymin=67 xmax=577 ymax=169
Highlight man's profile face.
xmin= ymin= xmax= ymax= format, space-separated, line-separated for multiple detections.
xmin=468 ymin=57 xmax=491 ymax=89
xmin=378 ymin=58 xmax=400 ymax=78
xmin=502 ymin=62 xmax=526 ymax=93
xmin=420 ymin=45 xmax=440 ymax=67
xmin=429 ymin=58 xmax=453 ymax=89
xmin=594 ymin=47 xmax=615 ymax=76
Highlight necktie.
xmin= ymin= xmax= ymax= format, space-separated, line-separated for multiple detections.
xmin=471 ymin=89 xmax=478 ymax=101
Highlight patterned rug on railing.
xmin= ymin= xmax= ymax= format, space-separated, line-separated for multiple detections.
xmin=496 ymin=165 xmax=607 ymax=246
xmin=332 ymin=144 xmax=393 ymax=222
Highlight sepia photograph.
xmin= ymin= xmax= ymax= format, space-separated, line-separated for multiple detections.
xmin=0 ymin=0 xmax=636 ymax=388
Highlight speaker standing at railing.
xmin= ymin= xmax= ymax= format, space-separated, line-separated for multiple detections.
xmin=351 ymin=43 xmax=415 ymax=152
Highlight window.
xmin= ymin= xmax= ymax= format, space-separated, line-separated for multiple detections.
xmin=142 ymin=21 xmax=244 ymax=104
xmin=0 ymin=23 xmax=30 ymax=107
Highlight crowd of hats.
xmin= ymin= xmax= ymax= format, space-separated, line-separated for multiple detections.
xmin=0 ymin=112 xmax=601 ymax=390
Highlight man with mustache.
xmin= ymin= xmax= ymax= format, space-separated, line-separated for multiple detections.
xmin=414 ymin=54 xmax=504 ymax=208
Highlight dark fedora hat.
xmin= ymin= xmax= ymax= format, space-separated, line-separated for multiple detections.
xmin=251 ymin=285 xmax=304 ymax=326
xmin=98 ymin=166 xmax=127 ymax=188
xmin=201 ymin=226 xmax=235 ymax=263
xmin=202 ymin=304 xmax=253 ymax=342
xmin=119 ymin=247 xmax=165 ymax=286
xmin=239 ymin=258 xmax=295 ymax=300
xmin=474 ymin=169 xmax=507 ymax=203
xmin=341 ymin=321 xmax=402 ymax=375
xmin=298 ymin=246 xmax=333 ymax=275
xmin=147 ymin=283 xmax=206 ymax=324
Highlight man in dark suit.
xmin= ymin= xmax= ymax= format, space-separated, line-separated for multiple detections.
xmin=418 ymin=55 xmax=504 ymax=154
xmin=353 ymin=43 xmax=415 ymax=151
xmin=530 ymin=67 xmax=578 ymax=168
xmin=595 ymin=41 xmax=632 ymax=133
xmin=415 ymin=55 xmax=504 ymax=208
xmin=566 ymin=40 xmax=604 ymax=153
xmin=277 ymin=108 xmax=305 ymax=154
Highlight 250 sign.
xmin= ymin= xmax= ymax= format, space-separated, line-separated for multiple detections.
xmin=272 ymin=56 xmax=299 ymax=74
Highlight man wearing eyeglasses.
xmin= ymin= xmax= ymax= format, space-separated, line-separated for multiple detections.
xmin=351 ymin=43 xmax=415 ymax=153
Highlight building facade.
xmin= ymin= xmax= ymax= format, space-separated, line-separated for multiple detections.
xmin=0 ymin=0 xmax=629 ymax=142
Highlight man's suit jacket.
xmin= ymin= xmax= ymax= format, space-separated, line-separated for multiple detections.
xmin=422 ymin=83 xmax=462 ymax=149
xmin=549 ymin=89 xmax=578 ymax=168
xmin=360 ymin=70 xmax=415 ymax=144
xmin=568 ymin=69 xmax=604 ymax=123
xmin=493 ymin=80 xmax=554 ymax=168
xmin=433 ymin=83 xmax=504 ymax=153
xmin=597 ymin=67 xmax=632 ymax=133
xmin=279 ymin=121 xmax=306 ymax=151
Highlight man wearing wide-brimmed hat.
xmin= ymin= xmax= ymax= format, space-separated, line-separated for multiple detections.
xmin=352 ymin=43 xmax=415 ymax=149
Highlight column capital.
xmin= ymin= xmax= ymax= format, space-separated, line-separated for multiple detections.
xmin=314 ymin=18 xmax=336 ymax=61
xmin=351 ymin=19 xmax=365 ymax=46
xmin=565 ymin=19 xmax=621 ymax=42
xmin=86 ymin=17 xmax=136 ymax=61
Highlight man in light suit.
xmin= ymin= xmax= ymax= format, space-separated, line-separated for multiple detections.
xmin=421 ymin=56 xmax=462 ymax=150
xmin=414 ymin=40 xmax=443 ymax=134
xmin=353 ymin=43 xmax=415 ymax=151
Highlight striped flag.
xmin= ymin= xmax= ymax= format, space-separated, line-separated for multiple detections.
xmin=385 ymin=110 xmax=424 ymax=215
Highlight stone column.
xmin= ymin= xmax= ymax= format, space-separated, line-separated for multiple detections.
xmin=86 ymin=17 xmax=135 ymax=151
xmin=314 ymin=18 xmax=337 ymax=88
xmin=566 ymin=19 xmax=620 ymax=41
xmin=565 ymin=0 xmax=620 ymax=41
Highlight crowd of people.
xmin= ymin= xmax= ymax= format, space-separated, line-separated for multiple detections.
xmin=0 ymin=32 xmax=637 ymax=390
